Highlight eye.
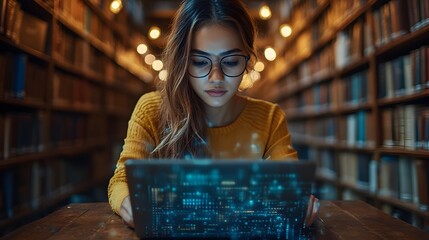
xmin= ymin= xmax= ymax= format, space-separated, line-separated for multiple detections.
xmin=222 ymin=60 xmax=239 ymax=67
xmin=190 ymin=56 xmax=210 ymax=68
xmin=221 ymin=56 xmax=242 ymax=67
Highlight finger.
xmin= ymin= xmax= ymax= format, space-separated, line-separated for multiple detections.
xmin=122 ymin=211 xmax=135 ymax=228
xmin=304 ymin=195 xmax=314 ymax=226
xmin=308 ymin=198 xmax=320 ymax=226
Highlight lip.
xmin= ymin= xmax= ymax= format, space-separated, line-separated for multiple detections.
xmin=205 ymin=89 xmax=227 ymax=97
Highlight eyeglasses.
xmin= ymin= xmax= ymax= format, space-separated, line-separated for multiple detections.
xmin=188 ymin=54 xmax=250 ymax=78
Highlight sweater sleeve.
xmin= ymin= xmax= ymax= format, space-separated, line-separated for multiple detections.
xmin=263 ymin=105 xmax=298 ymax=161
xmin=107 ymin=92 xmax=160 ymax=214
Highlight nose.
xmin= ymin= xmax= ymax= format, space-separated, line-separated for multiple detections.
xmin=208 ymin=63 xmax=224 ymax=82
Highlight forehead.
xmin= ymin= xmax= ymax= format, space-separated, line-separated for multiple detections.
xmin=191 ymin=23 xmax=244 ymax=55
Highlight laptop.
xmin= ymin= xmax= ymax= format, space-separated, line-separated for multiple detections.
xmin=125 ymin=159 xmax=316 ymax=239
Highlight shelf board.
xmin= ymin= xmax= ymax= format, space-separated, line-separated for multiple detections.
xmin=376 ymin=195 xmax=429 ymax=218
xmin=339 ymin=181 xmax=376 ymax=198
xmin=285 ymin=107 xmax=335 ymax=120
xmin=0 ymin=140 xmax=107 ymax=170
xmin=53 ymin=60 xmax=105 ymax=85
xmin=335 ymin=56 xmax=370 ymax=78
xmin=379 ymin=148 xmax=429 ymax=158
xmin=337 ymin=102 xmax=372 ymax=114
xmin=280 ymin=0 xmax=331 ymax=56
xmin=0 ymin=98 xmax=47 ymax=109
xmin=0 ymin=180 xmax=96 ymax=231
xmin=377 ymin=89 xmax=429 ymax=106
xmin=52 ymin=103 xmax=101 ymax=114
xmin=0 ymin=36 xmax=51 ymax=62
xmin=375 ymin=24 xmax=429 ymax=60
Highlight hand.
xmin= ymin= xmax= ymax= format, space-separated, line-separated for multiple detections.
xmin=119 ymin=196 xmax=134 ymax=228
xmin=304 ymin=194 xmax=320 ymax=227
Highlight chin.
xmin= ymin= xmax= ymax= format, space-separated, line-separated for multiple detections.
xmin=201 ymin=94 xmax=234 ymax=108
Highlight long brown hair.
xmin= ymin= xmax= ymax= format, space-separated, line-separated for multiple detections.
xmin=153 ymin=0 xmax=257 ymax=158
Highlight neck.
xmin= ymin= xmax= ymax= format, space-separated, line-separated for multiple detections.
xmin=205 ymin=95 xmax=245 ymax=127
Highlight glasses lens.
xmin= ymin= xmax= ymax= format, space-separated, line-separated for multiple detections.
xmin=188 ymin=55 xmax=212 ymax=78
xmin=221 ymin=55 xmax=247 ymax=77
xmin=188 ymin=55 xmax=248 ymax=78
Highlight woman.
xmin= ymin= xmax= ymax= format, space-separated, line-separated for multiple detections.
xmin=108 ymin=0 xmax=319 ymax=228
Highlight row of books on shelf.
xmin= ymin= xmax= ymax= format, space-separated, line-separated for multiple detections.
xmin=286 ymin=0 xmax=326 ymax=35
xmin=53 ymin=20 xmax=152 ymax=87
xmin=282 ymin=0 xmax=429 ymax=79
xmin=338 ymin=110 xmax=375 ymax=148
xmin=382 ymin=104 xmax=429 ymax=150
xmin=298 ymin=45 xmax=334 ymax=85
xmin=372 ymin=0 xmax=409 ymax=48
xmin=284 ymin=0 xmax=367 ymax=64
xmin=57 ymin=0 xmax=153 ymax=84
xmin=280 ymin=68 xmax=371 ymax=113
xmin=0 ymin=111 xmax=122 ymax=160
xmin=280 ymin=80 xmax=334 ymax=114
xmin=317 ymin=181 xmax=426 ymax=229
xmin=0 ymin=154 xmax=92 ymax=219
xmin=0 ymin=0 xmax=49 ymax=53
xmin=52 ymin=70 xmax=103 ymax=109
xmin=307 ymin=147 xmax=429 ymax=211
xmin=0 ymin=52 xmax=48 ymax=101
xmin=407 ymin=0 xmax=429 ymax=31
xmin=53 ymin=21 xmax=108 ymax=76
xmin=288 ymin=111 xmax=375 ymax=148
xmin=335 ymin=16 xmax=372 ymax=68
xmin=0 ymin=111 xmax=47 ymax=160
xmin=57 ymin=0 xmax=114 ymax=53
xmin=378 ymin=46 xmax=429 ymax=99
xmin=105 ymin=89 xmax=138 ymax=115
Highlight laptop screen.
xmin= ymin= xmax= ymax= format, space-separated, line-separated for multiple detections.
xmin=126 ymin=159 xmax=316 ymax=239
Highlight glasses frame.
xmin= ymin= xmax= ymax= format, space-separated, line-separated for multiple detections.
xmin=188 ymin=54 xmax=250 ymax=78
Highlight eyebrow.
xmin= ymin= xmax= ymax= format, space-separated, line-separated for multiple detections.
xmin=190 ymin=48 xmax=243 ymax=56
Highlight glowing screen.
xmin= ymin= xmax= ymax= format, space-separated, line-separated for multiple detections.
xmin=126 ymin=159 xmax=315 ymax=239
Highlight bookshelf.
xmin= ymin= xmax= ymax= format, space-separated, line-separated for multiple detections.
xmin=252 ymin=0 xmax=429 ymax=230
xmin=0 ymin=0 xmax=154 ymax=234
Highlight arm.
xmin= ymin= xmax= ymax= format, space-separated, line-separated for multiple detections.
xmin=264 ymin=105 xmax=319 ymax=226
xmin=107 ymin=92 xmax=160 ymax=226
xmin=263 ymin=105 xmax=298 ymax=160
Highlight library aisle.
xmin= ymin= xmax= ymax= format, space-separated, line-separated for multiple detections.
xmin=1 ymin=0 xmax=429 ymax=236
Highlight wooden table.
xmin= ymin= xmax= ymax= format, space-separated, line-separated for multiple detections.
xmin=3 ymin=201 xmax=428 ymax=239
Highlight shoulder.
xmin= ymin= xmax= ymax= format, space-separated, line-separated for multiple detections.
xmin=240 ymin=96 xmax=286 ymax=128
xmin=133 ymin=91 xmax=162 ymax=119
xmin=245 ymin=96 xmax=283 ymax=116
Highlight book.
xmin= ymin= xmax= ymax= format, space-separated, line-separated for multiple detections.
xmin=10 ymin=5 xmax=22 ymax=42
xmin=10 ymin=53 xmax=27 ymax=99
xmin=5 ymin=0 xmax=18 ymax=38
xmin=414 ymin=160 xmax=429 ymax=211
xmin=18 ymin=12 xmax=48 ymax=53
xmin=389 ymin=0 xmax=409 ymax=39
xmin=0 ymin=114 xmax=3 ymax=161
xmin=0 ymin=0 xmax=6 ymax=33
xmin=379 ymin=155 xmax=399 ymax=198
xmin=398 ymin=157 xmax=413 ymax=201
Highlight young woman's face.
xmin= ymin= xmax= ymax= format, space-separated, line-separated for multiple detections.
xmin=188 ymin=23 xmax=247 ymax=109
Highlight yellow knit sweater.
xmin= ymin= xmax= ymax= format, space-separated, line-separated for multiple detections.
xmin=108 ymin=91 xmax=298 ymax=214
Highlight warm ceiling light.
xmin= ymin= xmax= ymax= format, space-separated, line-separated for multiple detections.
xmin=110 ymin=0 xmax=122 ymax=14
xmin=149 ymin=26 xmax=161 ymax=39
xmin=137 ymin=43 xmax=148 ymax=55
xmin=250 ymin=70 xmax=261 ymax=81
xmin=259 ymin=5 xmax=271 ymax=19
xmin=152 ymin=60 xmax=163 ymax=71
xmin=145 ymin=54 xmax=156 ymax=65
xmin=280 ymin=24 xmax=292 ymax=38
xmin=254 ymin=61 xmax=265 ymax=72
xmin=159 ymin=70 xmax=168 ymax=81
xmin=264 ymin=47 xmax=276 ymax=61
